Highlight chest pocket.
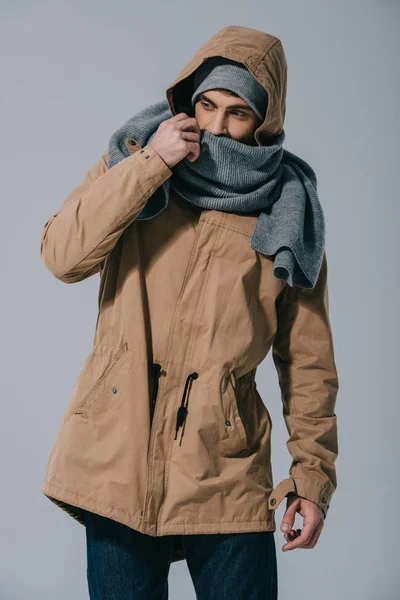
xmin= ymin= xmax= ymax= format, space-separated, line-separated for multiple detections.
xmin=219 ymin=370 xmax=250 ymax=457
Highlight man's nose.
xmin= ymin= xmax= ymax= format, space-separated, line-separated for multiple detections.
xmin=207 ymin=113 xmax=228 ymax=136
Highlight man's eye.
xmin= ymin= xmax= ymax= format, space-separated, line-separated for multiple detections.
xmin=200 ymin=102 xmax=245 ymax=118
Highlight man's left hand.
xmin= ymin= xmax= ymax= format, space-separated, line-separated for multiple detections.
xmin=280 ymin=494 xmax=325 ymax=552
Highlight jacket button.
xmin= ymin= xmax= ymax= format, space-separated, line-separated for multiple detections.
xmin=225 ymin=420 xmax=231 ymax=426
xmin=145 ymin=155 xmax=150 ymax=159
xmin=128 ymin=139 xmax=136 ymax=145
xmin=112 ymin=388 xmax=118 ymax=394
xmin=270 ymin=498 xmax=276 ymax=506
xmin=321 ymin=497 xmax=327 ymax=503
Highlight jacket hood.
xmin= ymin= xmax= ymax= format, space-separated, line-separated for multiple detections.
xmin=165 ymin=25 xmax=288 ymax=146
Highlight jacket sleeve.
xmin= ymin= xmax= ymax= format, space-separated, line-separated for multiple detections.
xmin=268 ymin=252 xmax=339 ymax=519
xmin=40 ymin=145 xmax=173 ymax=283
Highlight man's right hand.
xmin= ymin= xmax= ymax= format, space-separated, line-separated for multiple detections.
xmin=149 ymin=113 xmax=201 ymax=168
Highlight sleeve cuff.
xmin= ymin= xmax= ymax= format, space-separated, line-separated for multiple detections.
xmin=268 ymin=476 xmax=335 ymax=519
xmin=135 ymin=144 xmax=173 ymax=184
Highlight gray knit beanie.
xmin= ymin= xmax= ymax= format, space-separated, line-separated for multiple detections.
xmin=190 ymin=56 xmax=269 ymax=121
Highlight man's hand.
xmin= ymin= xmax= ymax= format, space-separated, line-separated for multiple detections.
xmin=280 ymin=494 xmax=325 ymax=552
xmin=149 ymin=113 xmax=201 ymax=168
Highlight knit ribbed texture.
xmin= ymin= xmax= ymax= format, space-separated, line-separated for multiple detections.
xmin=108 ymin=99 xmax=325 ymax=289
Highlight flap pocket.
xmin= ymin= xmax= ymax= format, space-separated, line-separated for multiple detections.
xmin=219 ymin=371 xmax=249 ymax=456
xmin=73 ymin=343 xmax=130 ymax=419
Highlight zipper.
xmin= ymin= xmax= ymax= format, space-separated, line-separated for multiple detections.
xmin=146 ymin=219 xmax=205 ymax=446
xmin=150 ymin=363 xmax=162 ymax=424
xmin=143 ymin=214 xmax=212 ymax=526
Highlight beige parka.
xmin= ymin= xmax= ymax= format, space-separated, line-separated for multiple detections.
xmin=40 ymin=25 xmax=339 ymax=563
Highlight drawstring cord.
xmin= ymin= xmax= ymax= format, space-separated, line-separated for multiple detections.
xmin=174 ymin=371 xmax=198 ymax=440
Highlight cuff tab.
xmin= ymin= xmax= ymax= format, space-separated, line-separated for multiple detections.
xmin=124 ymin=138 xmax=142 ymax=155
xmin=268 ymin=477 xmax=297 ymax=511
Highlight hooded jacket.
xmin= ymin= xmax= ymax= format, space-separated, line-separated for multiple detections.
xmin=40 ymin=25 xmax=339 ymax=563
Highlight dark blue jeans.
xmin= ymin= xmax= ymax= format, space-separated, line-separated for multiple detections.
xmin=84 ymin=509 xmax=278 ymax=599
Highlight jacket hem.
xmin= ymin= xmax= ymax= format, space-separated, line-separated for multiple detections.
xmin=157 ymin=519 xmax=276 ymax=535
xmin=41 ymin=479 xmax=276 ymax=539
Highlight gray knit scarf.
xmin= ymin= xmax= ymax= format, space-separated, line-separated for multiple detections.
xmin=108 ymin=100 xmax=325 ymax=289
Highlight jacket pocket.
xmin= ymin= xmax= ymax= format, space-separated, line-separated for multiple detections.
xmin=73 ymin=343 xmax=130 ymax=419
xmin=219 ymin=371 xmax=249 ymax=456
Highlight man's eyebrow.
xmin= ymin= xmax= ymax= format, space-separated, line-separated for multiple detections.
xmin=198 ymin=93 xmax=254 ymax=112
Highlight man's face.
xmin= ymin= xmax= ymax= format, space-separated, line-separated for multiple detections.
xmin=193 ymin=89 xmax=263 ymax=146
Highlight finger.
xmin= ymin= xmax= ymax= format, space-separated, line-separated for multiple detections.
xmin=285 ymin=528 xmax=302 ymax=545
xmin=284 ymin=529 xmax=300 ymax=543
xmin=185 ymin=141 xmax=201 ymax=161
xmin=181 ymin=131 xmax=201 ymax=143
xmin=177 ymin=117 xmax=201 ymax=134
xmin=280 ymin=502 xmax=298 ymax=535
xmin=169 ymin=113 xmax=191 ymax=122
xmin=282 ymin=517 xmax=317 ymax=552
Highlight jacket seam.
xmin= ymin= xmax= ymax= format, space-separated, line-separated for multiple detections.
xmin=201 ymin=218 xmax=255 ymax=238
xmin=159 ymin=220 xmax=224 ymax=523
xmin=291 ymin=475 xmax=335 ymax=494
xmin=158 ymin=517 xmax=274 ymax=525
xmin=288 ymin=400 xmax=302 ymax=477
xmin=183 ymin=219 xmax=224 ymax=370
xmin=254 ymin=37 xmax=280 ymax=70
xmin=217 ymin=25 xmax=234 ymax=46
xmin=144 ymin=219 xmax=206 ymax=521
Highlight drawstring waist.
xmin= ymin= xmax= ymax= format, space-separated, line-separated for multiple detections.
xmin=150 ymin=364 xmax=255 ymax=442
xmin=150 ymin=364 xmax=199 ymax=440
xmin=174 ymin=371 xmax=198 ymax=440
xmin=151 ymin=365 xmax=255 ymax=440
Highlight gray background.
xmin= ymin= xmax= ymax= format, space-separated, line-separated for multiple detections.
xmin=1 ymin=0 xmax=398 ymax=598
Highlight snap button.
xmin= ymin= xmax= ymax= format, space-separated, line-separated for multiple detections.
xmin=321 ymin=497 xmax=327 ymax=504
xmin=225 ymin=420 xmax=231 ymax=426
xmin=112 ymin=388 xmax=117 ymax=394
xmin=145 ymin=155 xmax=150 ymax=159
xmin=270 ymin=498 xmax=276 ymax=506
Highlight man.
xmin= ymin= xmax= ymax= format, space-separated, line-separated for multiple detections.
xmin=40 ymin=25 xmax=338 ymax=599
